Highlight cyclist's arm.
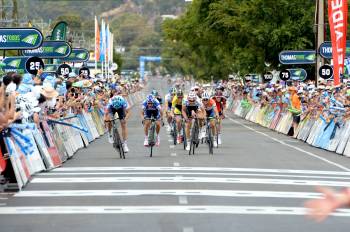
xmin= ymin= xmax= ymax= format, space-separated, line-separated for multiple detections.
xmin=182 ymin=105 xmax=188 ymax=121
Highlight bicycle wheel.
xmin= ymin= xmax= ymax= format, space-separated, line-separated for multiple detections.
xmin=207 ymin=125 xmax=214 ymax=155
xmin=113 ymin=125 xmax=125 ymax=159
xmin=172 ymin=120 xmax=177 ymax=145
xmin=148 ymin=122 xmax=156 ymax=157
xmin=182 ymin=121 xmax=187 ymax=150
xmin=216 ymin=122 xmax=219 ymax=149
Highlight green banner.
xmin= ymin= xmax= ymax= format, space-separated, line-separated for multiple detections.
xmin=51 ymin=21 xmax=68 ymax=41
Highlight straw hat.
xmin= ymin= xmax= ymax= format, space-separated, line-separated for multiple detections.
xmin=40 ymin=86 xmax=58 ymax=99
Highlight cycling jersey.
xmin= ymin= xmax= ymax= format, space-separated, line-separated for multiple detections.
xmin=165 ymin=94 xmax=174 ymax=111
xmin=203 ymin=99 xmax=217 ymax=118
xmin=142 ymin=98 xmax=161 ymax=120
xmin=212 ymin=97 xmax=226 ymax=115
xmin=106 ymin=96 xmax=129 ymax=119
xmin=156 ymin=97 xmax=163 ymax=105
xmin=172 ymin=96 xmax=184 ymax=115
xmin=184 ymin=99 xmax=202 ymax=117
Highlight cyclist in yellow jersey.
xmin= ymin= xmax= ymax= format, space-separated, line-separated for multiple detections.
xmin=172 ymin=89 xmax=185 ymax=144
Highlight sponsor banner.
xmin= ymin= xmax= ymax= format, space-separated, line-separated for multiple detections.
xmin=44 ymin=64 xmax=59 ymax=72
xmin=61 ymin=48 xmax=90 ymax=62
xmin=288 ymin=69 xmax=307 ymax=81
xmin=319 ymin=41 xmax=350 ymax=59
xmin=22 ymin=40 xmax=71 ymax=58
xmin=51 ymin=21 xmax=68 ymax=41
xmin=328 ymin=0 xmax=348 ymax=86
xmin=279 ymin=50 xmax=316 ymax=64
xmin=0 ymin=57 xmax=30 ymax=74
xmin=0 ymin=28 xmax=43 ymax=50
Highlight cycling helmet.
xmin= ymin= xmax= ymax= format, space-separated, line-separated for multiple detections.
xmin=188 ymin=92 xmax=197 ymax=101
xmin=177 ymin=89 xmax=184 ymax=97
xmin=202 ymin=92 xmax=210 ymax=100
xmin=146 ymin=94 xmax=154 ymax=103
xmin=151 ymin=89 xmax=159 ymax=97
xmin=169 ymin=87 xmax=176 ymax=94
xmin=111 ymin=96 xmax=125 ymax=109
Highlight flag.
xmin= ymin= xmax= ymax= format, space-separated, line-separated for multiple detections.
xmin=328 ymin=0 xmax=348 ymax=86
xmin=106 ymin=23 xmax=109 ymax=62
xmin=95 ymin=16 xmax=100 ymax=62
xmin=51 ymin=21 xmax=68 ymax=41
xmin=100 ymin=19 xmax=105 ymax=62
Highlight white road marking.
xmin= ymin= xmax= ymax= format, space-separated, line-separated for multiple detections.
xmin=171 ymin=153 xmax=177 ymax=157
xmin=173 ymin=162 xmax=180 ymax=167
xmin=15 ymin=189 xmax=322 ymax=198
xmin=0 ymin=198 xmax=8 ymax=200
xmin=228 ymin=117 xmax=350 ymax=172
xmin=170 ymin=145 xmax=175 ymax=149
xmin=51 ymin=166 xmax=350 ymax=176
xmin=183 ymin=227 xmax=194 ymax=232
xmin=168 ymin=139 xmax=173 ymax=142
xmin=179 ymin=196 xmax=188 ymax=205
xmin=30 ymin=176 xmax=350 ymax=187
xmin=0 ymin=205 xmax=350 ymax=216
xmin=36 ymin=171 xmax=350 ymax=180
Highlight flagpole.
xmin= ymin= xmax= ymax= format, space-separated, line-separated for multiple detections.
xmin=94 ymin=16 xmax=97 ymax=74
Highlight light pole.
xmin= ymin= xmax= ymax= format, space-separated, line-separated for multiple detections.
xmin=315 ymin=0 xmax=325 ymax=87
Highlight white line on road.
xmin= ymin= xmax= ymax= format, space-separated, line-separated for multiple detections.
xmin=36 ymin=171 xmax=350 ymax=180
xmin=183 ymin=227 xmax=194 ymax=232
xmin=228 ymin=117 xmax=350 ymax=172
xmin=170 ymin=145 xmax=175 ymax=149
xmin=170 ymin=153 xmax=177 ymax=157
xmin=51 ymin=167 xmax=350 ymax=176
xmin=168 ymin=139 xmax=173 ymax=142
xmin=30 ymin=176 xmax=350 ymax=187
xmin=174 ymin=162 xmax=180 ymax=167
xmin=14 ymin=189 xmax=322 ymax=198
xmin=1 ymin=205 xmax=350 ymax=216
xmin=179 ymin=196 xmax=188 ymax=205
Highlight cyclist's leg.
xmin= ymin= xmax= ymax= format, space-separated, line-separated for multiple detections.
xmin=175 ymin=114 xmax=182 ymax=133
xmin=185 ymin=119 xmax=192 ymax=141
xmin=117 ymin=108 xmax=127 ymax=142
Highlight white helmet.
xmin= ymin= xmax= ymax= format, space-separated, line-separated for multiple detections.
xmin=202 ymin=92 xmax=210 ymax=100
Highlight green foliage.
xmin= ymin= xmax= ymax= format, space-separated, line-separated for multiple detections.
xmin=162 ymin=0 xmax=316 ymax=80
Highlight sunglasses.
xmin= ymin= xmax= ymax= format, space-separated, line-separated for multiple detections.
xmin=202 ymin=98 xmax=209 ymax=101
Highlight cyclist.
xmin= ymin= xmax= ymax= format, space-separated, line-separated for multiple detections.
xmin=141 ymin=94 xmax=163 ymax=146
xmin=212 ymin=91 xmax=226 ymax=145
xmin=182 ymin=92 xmax=203 ymax=151
xmin=172 ymin=89 xmax=185 ymax=144
xmin=201 ymin=92 xmax=219 ymax=148
xmin=164 ymin=87 xmax=177 ymax=132
xmin=104 ymin=95 xmax=131 ymax=152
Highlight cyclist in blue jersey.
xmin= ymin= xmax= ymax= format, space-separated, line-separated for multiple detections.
xmin=141 ymin=94 xmax=163 ymax=146
xmin=104 ymin=94 xmax=131 ymax=152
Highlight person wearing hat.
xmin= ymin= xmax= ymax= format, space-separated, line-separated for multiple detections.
xmin=17 ymin=73 xmax=34 ymax=95
xmin=289 ymin=86 xmax=301 ymax=135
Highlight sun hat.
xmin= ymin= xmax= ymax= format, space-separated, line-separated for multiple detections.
xmin=40 ymin=86 xmax=59 ymax=99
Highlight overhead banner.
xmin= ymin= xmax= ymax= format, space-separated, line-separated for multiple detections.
xmin=328 ymin=0 xmax=348 ymax=85
xmin=0 ymin=28 xmax=43 ymax=50
xmin=0 ymin=57 xmax=30 ymax=74
xmin=279 ymin=50 xmax=316 ymax=64
xmin=319 ymin=41 xmax=350 ymax=59
xmin=21 ymin=40 xmax=71 ymax=58
xmin=51 ymin=21 xmax=68 ymax=41
xmin=61 ymin=48 xmax=90 ymax=62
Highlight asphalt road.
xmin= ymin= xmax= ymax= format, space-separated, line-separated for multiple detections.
xmin=2 ymin=78 xmax=350 ymax=232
